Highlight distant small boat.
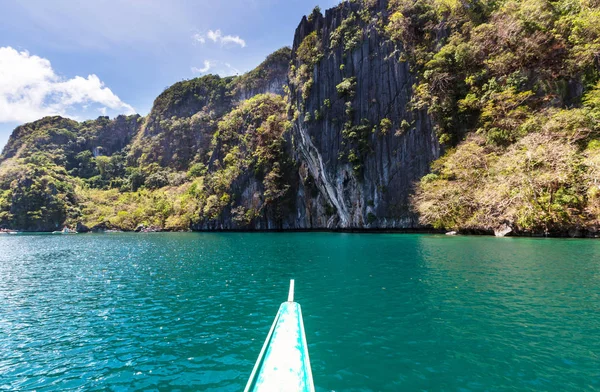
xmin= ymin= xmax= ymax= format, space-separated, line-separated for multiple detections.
xmin=0 ymin=229 xmax=18 ymax=235
xmin=52 ymin=227 xmax=77 ymax=234
xmin=244 ymin=280 xmax=315 ymax=392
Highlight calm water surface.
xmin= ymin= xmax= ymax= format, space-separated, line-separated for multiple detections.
xmin=0 ymin=233 xmax=599 ymax=391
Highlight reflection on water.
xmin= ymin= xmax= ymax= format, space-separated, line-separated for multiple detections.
xmin=0 ymin=233 xmax=599 ymax=391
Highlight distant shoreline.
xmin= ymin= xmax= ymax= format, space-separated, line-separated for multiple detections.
xmin=4 ymin=227 xmax=599 ymax=239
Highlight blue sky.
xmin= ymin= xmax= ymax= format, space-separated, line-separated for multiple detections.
xmin=0 ymin=0 xmax=339 ymax=150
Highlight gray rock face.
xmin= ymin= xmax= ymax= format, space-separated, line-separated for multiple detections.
xmin=82 ymin=115 xmax=142 ymax=157
xmin=192 ymin=2 xmax=441 ymax=231
xmin=129 ymin=75 xmax=235 ymax=169
xmin=287 ymin=2 xmax=440 ymax=229
xmin=235 ymin=76 xmax=288 ymax=103
xmin=233 ymin=48 xmax=291 ymax=102
xmin=130 ymin=49 xmax=292 ymax=171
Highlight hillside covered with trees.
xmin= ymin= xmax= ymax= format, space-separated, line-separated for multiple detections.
xmin=401 ymin=0 xmax=600 ymax=236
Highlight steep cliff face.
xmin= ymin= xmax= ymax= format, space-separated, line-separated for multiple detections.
xmin=232 ymin=47 xmax=291 ymax=101
xmin=129 ymin=75 xmax=235 ymax=170
xmin=182 ymin=3 xmax=443 ymax=232
xmin=191 ymin=94 xmax=298 ymax=231
xmin=130 ymin=49 xmax=291 ymax=171
xmin=288 ymin=2 xmax=439 ymax=229
xmin=81 ymin=115 xmax=141 ymax=156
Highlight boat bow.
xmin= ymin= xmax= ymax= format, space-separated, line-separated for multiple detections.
xmin=244 ymin=280 xmax=315 ymax=392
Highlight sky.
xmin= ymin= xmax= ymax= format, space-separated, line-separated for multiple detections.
xmin=0 ymin=0 xmax=340 ymax=150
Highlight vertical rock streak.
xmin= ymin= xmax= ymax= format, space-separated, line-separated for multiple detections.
xmin=289 ymin=2 xmax=440 ymax=229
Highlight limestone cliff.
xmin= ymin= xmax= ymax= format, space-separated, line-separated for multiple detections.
xmin=129 ymin=48 xmax=291 ymax=171
xmin=0 ymin=2 xmax=440 ymax=232
xmin=188 ymin=1 xmax=441 ymax=230
xmin=288 ymin=2 xmax=439 ymax=229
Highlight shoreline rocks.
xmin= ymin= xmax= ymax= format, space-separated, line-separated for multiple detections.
xmin=494 ymin=225 xmax=513 ymax=238
xmin=134 ymin=224 xmax=163 ymax=233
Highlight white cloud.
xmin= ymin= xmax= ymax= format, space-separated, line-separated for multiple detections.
xmin=193 ymin=29 xmax=246 ymax=48
xmin=0 ymin=46 xmax=135 ymax=124
xmin=190 ymin=61 xmax=241 ymax=77
xmin=192 ymin=33 xmax=206 ymax=45
xmin=191 ymin=60 xmax=213 ymax=74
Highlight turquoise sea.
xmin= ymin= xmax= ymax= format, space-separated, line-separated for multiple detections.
xmin=1 ymin=233 xmax=599 ymax=391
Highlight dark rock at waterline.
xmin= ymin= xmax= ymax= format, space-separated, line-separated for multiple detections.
xmin=76 ymin=222 xmax=90 ymax=233
xmin=135 ymin=224 xmax=162 ymax=233
xmin=91 ymin=222 xmax=111 ymax=233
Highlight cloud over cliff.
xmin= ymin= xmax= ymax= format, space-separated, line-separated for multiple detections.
xmin=0 ymin=46 xmax=135 ymax=124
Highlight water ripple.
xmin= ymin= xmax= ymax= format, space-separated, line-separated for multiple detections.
xmin=0 ymin=233 xmax=599 ymax=391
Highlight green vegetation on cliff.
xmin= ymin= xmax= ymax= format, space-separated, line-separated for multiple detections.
xmin=392 ymin=0 xmax=600 ymax=234
xmin=130 ymin=75 xmax=235 ymax=170
xmin=194 ymin=94 xmax=294 ymax=227
xmin=0 ymin=159 xmax=78 ymax=231
xmin=74 ymin=93 xmax=292 ymax=231
xmin=233 ymin=47 xmax=291 ymax=97
xmin=0 ymin=89 xmax=291 ymax=232
xmin=0 ymin=115 xmax=141 ymax=231
xmin=0 ymin=43 xmax=293 ymax=232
